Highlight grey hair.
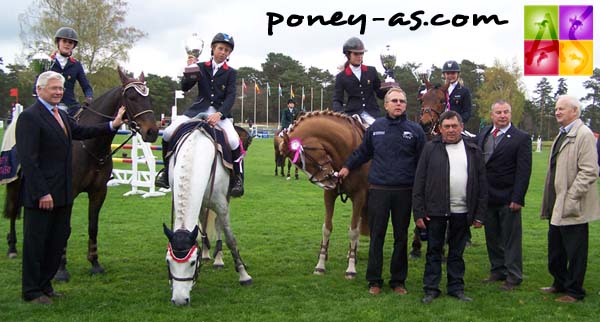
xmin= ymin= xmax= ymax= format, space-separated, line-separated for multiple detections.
xmin=491 ymin=99 xmax=512 ymax=112
xmin=557 ymin=95 xmax=581 ymax=117
xmin=384 ymin=87 xmax=407 ymax=102
xmin=36 ymin=71 xmax=65 ymax=89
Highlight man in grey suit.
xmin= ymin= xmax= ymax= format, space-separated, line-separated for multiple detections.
xmin=477 ymin=100 xmax=532 ymax=291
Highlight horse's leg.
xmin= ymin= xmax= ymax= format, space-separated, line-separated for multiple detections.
xmin=212 ymin=228 xmax=224 ymax=269
xmin=215 ymin=207 xmax=252 ymax=285
xmin=87 ymin=189 xmax=107 ymax=274
xmin=345 ymin=190 xmax=366 ymax=279
xmin=200 ymin=209 xmax=212 ymax=262
xmin=294 ymin=162 xmax=299 ymax=180
xmin=314 ymin=190 xmax=336 ymax=275
xmin=5 ymin=179 xmax=20 ymax=258
xmin=286 ymin=159 xmax=291 ymax=179
xmin=410 ymin=227 xmax=422 ymax=259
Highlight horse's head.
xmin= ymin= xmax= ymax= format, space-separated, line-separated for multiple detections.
xmin=281 ymin=130 xmax=338 ymax=190
xmin=419 ymin=79 xmax=448 ymax=137
xmin=118 ymin=68 xmax=159 ymax=143
xmin=163 ymin=223 xmax=200 ymax=306
xmin=234 ymin=125 xmax=252 ymax=151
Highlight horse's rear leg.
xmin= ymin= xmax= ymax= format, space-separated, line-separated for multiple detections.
xmin=294 ymin=163 xmax=299 ymax=180
xmin=87 ymin=189 xmax=107 ymax=275
xmin=286 ymin=160 xmax=291 ymax=180
xmin=217 ymin=211 xmax=252 ymax=285
xmin=5 ymin=179 xmax=21 ymax=258
xmin=314 ymin=190 xmax=335 ymax=275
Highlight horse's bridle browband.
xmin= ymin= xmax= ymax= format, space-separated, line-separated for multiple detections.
xmin=166 ymin=242 xmax=201 ymax=283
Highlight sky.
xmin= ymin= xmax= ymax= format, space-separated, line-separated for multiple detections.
xmin=1 ymin=0 xmax=598 ymax=103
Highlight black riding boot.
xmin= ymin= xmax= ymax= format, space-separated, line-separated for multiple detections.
xmin=155 ymin=139 xmax=170 ymax=188
xmin=230 ymin=147 xmax=244 ymax=197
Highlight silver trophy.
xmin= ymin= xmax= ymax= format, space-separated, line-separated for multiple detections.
xmin=184 ymin=33 xmax=204 ymax=77
xmin=30 ymin=48 xmax=52 ymax=74
xmin=380 ymin=45 xmax=399 ymax=89
xmin=412 ymin=67 xmax=431 ymax=84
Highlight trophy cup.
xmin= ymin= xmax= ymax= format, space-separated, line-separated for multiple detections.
xmin=30 ymin=48 xmax=52 ymax=74
xmin=412 ymin=67 xmax=431 ymax=85
xmin=380 ymin=45 xmax=399 ymax=89
xmin=184 ymin=33 xmax=204 ymax=78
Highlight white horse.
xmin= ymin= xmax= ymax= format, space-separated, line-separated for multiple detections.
xmin=163 ymin=123 xmax=252 ymax=306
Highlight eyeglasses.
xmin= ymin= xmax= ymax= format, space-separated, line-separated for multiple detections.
xmin=47 ymin=86 xmax=65 ymax=92
xmin=388 ymin=98 xmax=407 ymax=104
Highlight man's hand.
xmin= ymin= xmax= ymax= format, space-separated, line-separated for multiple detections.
xmin=337 ymin=167 xmax=350 ymax=183
xmin=39 ymin=194 xmax=54 ymax=210
xmin=187 ymin=57 xmax=199 ymax=66
xmin=112 ymin=106 xmax=127 ymax=129
xmin=207 ymin=112 xmax=222 ymax=127
xmin=416 ymin=217 xmax=430 ymax=229
xmin=509 ymin=202 xmax=523 ymax=212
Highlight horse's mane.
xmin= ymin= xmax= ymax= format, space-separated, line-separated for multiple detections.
xmin=289 ymin=110 xmax=364 ymax=135
xmin=91 ymin=86 xmax=121 ymax=107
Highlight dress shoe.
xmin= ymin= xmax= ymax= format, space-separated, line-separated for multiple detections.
xmin=482 ymin=274 xmax=506 ymax=283
xmin=421 ymin=293 xmax=438 ymax=304
xmin=45 ymin=291 xmax=64 ymax=298
xmin=29 ymin=295 xmax=53 ymax=305
xmin=368 ymin=286 xmax=381 ymax=295
xmin=393 ymin=286 xmax=408 ymax=295
xmin=449 ymin=292 xmax=473 ymax=302
xmin=500 ymin=281 xmax=518 ymax=291
xmin=540 ymin=286 xmax=562 ymax=294
xmin=555 ymin=295 xmax=578 ymax=303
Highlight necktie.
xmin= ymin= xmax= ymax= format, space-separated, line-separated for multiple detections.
xmin=492 ymin=128 xmax=500 ymax=138
xmin=53 ymin=106 xmax=67 ymax=135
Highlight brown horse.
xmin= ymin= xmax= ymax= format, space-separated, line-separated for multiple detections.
xmin=280 ymin=111 xmax=369 ymax=278
xmin=273 ymin=133 xmax=298 ymax=179
xmin=419 ymin=79 xmax=449 ymax=140
xmin=4 ymin=68 xmax=159 ymax=280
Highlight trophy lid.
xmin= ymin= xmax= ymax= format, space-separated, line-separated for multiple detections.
xmin=380 ymin=45 xmax=396 ymax=70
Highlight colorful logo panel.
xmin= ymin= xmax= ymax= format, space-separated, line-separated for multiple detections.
xmin=524 ymin=5 xmax=593 ymax=76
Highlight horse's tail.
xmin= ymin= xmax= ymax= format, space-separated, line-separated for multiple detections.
xmin=3 ymin=178 xmax=22 ymax=220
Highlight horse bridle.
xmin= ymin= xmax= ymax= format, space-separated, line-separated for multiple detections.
xmin=79 ymin=81 xmax=154 ymax=165
xmin=420 ymin=91 xmax=447 ymax=137
xmin=295 ymin=145 xmax=337 ymax=185
xmin=166 ymin=242 xmax=201 ymax=283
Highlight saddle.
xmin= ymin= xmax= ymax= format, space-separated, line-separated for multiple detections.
xmin=167 ymin=120 xmax=233 ymax=170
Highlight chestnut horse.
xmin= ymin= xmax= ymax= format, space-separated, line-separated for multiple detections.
xmin=4 ymin=68 xmax=159 ymax=279
xmin=280 ymin=111 xmax=369 ymax=278
xmin=273 ymin=134 xmax=298 ymax=179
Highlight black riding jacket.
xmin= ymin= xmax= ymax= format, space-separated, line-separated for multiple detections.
xmin=344 ymin=114 xmax=426 ymax=187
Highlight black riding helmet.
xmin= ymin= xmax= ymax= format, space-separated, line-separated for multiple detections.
xmin=342 ymin=37 xmax=366 ymax=55
xmin=55 ymin=27 xmax=79 ymax=47
xmin=442 ymin=60 xmax=460 ymax=73
xmin=287 ymin=99 xmax=296 ymax=105
xmin=211 ymin=33 xmax=235 ymax=50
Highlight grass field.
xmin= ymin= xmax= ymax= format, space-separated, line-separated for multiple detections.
xmin=0 ymin=136 xmax=599 ymax=322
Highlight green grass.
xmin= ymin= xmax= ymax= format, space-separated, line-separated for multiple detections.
xmin=0 ymin=137 xmax=599 ymax=322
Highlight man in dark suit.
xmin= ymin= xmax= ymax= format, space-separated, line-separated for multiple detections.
xmin=16 ymin=71 xmax=125 ymax=304
xmin=477 ymin=100 xmax=532 ymax=291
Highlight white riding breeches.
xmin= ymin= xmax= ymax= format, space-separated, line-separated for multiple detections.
xmin=162 ymin=107 xmax=240 ymax=150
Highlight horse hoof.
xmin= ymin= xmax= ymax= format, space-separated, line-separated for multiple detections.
xmin=213 ymin=264 xmax=224 ymax=270
xmin=239 ymin=279 xmax=253 ymax=286
xmin=344 ymin=272 xmax=356 ymax=280
xmin=409 ymin=252 xmax=421 ymax=259
xmin=201 ymin=257 xmax=211 ymax=263
xmin=90 ymin=266 xmax=105 ymax=275
xmin=7 ymin=252 xmax=17 ymax=259
xmin=286 ymin=177 xmax=291 ymax=180
xmin=54 ymin=270 xmax=70 ymax=282
xmin=313 ymin=268 xmax=325 ymax=275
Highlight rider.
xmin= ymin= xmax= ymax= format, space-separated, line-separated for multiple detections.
xmin=156 ymin=32 xmax=244 ymax=197
xmin=280 ymin=99 xmax=299 ymax=132
xmin=442 ymin=60 xmax=472 ymax=124
xmin=33 ymin=27 xmax=93 ymax=117
xmin=332 ymin=37 xmax=387 ymax=126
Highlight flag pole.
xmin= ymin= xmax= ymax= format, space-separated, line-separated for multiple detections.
xmin=266 ymin=82 xmax=269 ymax=129
xmin=241 ymin=78 xmax=245 ymax=123
xmin=310 ymin=87 xmax=314 ymax=112
xmin=253 ymin=81 xmax=257 ymax=126
xmin=320 ymin=87 xmax=324 ymax=110
xmin=278 ymin=84 xmax=281 ymax=129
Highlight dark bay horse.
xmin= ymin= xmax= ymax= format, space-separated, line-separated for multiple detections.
xmin=280 ymin=111 xmax=369 ymax=278
xmin=4 ymin=68 xmax=159 ymax=279
xmin=274 ymin=133 xmax=298 ymax=179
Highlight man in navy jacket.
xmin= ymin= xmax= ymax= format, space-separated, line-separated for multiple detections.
xmin=339 ymin=87 xmax=425 ymax=295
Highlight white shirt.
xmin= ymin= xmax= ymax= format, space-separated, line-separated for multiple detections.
xmin=212 ymin=60 xmax=225 ymax=76
xmin=56 ymin=54 xmax=69 ymax=69
xmin=350 ymin=64 xmax=362 ymax=81
xmin=447 ymin=81 xmax=457 ymax=95
xmin=446 ymin=140 xmax=468 ymax=213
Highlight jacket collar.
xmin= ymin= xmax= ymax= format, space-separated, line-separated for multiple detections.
xmin=344 ymin=64 xmax=368 ymax=76
xmin=204 ymin=60 xmax=229 ymax=70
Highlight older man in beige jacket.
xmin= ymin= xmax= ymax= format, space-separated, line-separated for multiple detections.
xmin=540 ymin=95 xmax=600 ymax=303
